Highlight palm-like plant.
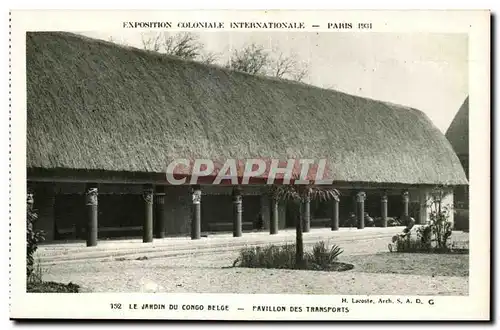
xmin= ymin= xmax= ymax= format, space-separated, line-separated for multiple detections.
xmin=270 ymin=180 xmax=340 ymax=268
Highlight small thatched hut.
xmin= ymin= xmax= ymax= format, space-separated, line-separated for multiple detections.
xmin=445 ymin=96 xmax=470 ymax=229
xmin=27 ymin=32 xmax=468 ymax=246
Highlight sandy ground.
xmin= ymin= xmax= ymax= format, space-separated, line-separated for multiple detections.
xmin=40 ymin=231 xmax=469 ymax=296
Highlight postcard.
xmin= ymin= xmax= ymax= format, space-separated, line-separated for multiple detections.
xmin=10 ymin=9 xmax=490 ymax=320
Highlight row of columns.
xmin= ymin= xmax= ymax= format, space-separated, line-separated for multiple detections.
xmin=301 ymin=190 xmax=411 ymax=232
xmin=85 ymin=183 xmax=166 ymax=247
xmin=189 ymin=185 xmax=280 ymax=240
xmin=28 ymin=182 xmax=413 ymax=247
xmin=189 ymin=188 xmax=412 ymax=240
xmin=37 ymin=183 xmax=271 ymax=246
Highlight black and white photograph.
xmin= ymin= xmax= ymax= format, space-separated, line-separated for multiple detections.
xmin=10 ymin=9 xmax=490 ymax=321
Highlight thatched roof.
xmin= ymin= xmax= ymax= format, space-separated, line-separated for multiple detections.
xmin=27 ymin=32 xmax=467 ymax=185
xmin=445 ymin=97 xmax=469 ymax=157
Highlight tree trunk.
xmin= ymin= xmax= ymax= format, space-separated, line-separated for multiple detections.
xmin=295 ymin=202 xmax=304 ymax=269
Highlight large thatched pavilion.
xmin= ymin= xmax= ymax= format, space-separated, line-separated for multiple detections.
xmin=27 ymin=32 xmax=468 ymax=246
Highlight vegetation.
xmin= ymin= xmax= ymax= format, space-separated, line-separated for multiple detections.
xmin=137 ymin=33 xmax=309 ymax=81
xmin=27 ymin=281 xmax=80 ymax=293
xmin=270 ymin=181 xmax=340 ymax=268
xmin=26 ymin=194 xmax=44 ymax=278
xmin=233 ymin=241 xmax=353 ymax=271
xmin=26 ymin=256 xmax=80 ymax=293
xmin=225 ymin=43 xmax=309 ymax=81
xmin=388 ymin=188 xmax=462 ymax=254
xmin=311 ymin=241 xmax=345 ymax=268
xmin=26 ymin=194 xmax=80 ymax=293
xmin=139 ymin=32 xmax=219 ymax=64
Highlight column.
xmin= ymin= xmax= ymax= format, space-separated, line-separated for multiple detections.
xmin=143 ymin=184 xmax=154 ymax=243
xmin=191 ymin=185 xmax=202 ymax=240
xmin=154 ymin=185 xmax=166 ymax=238
xmin=232 ymin=187 xmax=243 ymax=237
xmin=356 ymin=191 xmax=366 ymax=229
xmin=270 ymin=197 xmax=279 ymax=235
xmin=85 ymin=183 xmax=98 ymax=247
xmin=303 ymin=195 xmax=311 ymax=233
xmin=331 ymin=196 xmax=339 ymax=231
xmin=381 ymin=193 xmax=388 ymax=228
xmin=402 ymin=190 xmax=410 ymax=220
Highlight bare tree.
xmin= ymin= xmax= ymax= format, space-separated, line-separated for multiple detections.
xmin=272 ymin=52 xmax=295 ymax=78
xmin=199 ymin=51 xmax=220 ymax=65
xmin=227 ymin=43 xmax=309 ymax=82
xmin=139 ymin=32 xmax=219 ymax=63
xmin=110 ymin=36 xmax=308 ymax=80
xmin=289 ymin=62 xmax=309 ymax=82
xmin=161 ymin=32 xmax=201 ymax=60
xmin=226 ymin=44 xmax=270 ymax=75
xmin=141 ymin=33 xmax=162 ymax=52
xmin=271 ymin=51 xmax=309 ymax=82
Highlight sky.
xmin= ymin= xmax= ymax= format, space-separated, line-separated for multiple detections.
xmin=81 ymin=31 xmax=468 ymax=133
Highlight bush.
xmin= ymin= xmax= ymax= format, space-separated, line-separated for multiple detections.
xmin=309 ymin=241 xmax=343 ymax=268
xmin=429 ymin=205 xmax=453 ymax=251
xmin=233 ymin=241 xmax=351 ymax=271
xmin=392 ymin=231 xmax=431 ymax=253
xmin=417 ymin=225 xmax=433 ymax=251
xmin=389 ymin=207 xmax=454 ymax=253
xmin=27 ymin=281 xmax=80 ymax=293
xmin=233 ymin=244 xmax=296 ymax=269
xmin=27 ymin=200 xmax=44 ymax=279
xmin=27 ymin=257 xmax=44 ymax=284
